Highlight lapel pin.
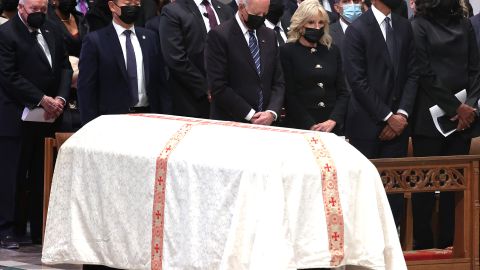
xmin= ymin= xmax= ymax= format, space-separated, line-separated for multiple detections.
xmin=142 ymin=35 xmax=146 ymax=39
xmin=217 ymin=5 xmax=221 ymax=8
xmin=315 ymin=64 xmax=322 ymax=69
xmin=261 ymin=39 xmax=265 ymax=43
xmin=310 ymin=48 xmax=316 ymax=53
xmin=45 ymin=29 xmax=49 ymax=33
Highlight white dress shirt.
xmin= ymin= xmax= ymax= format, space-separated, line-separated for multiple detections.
xmin=370 ymin=5 xmax=408 ymax=119
xmin=264 ymin=19 xmax=287 ymax=44
xmin=194 ymin=0 xmax=220 ymax=32
xmin=339 ymin=18 xmax=349 ymax=33
xmin=112 ymin=20 xmax=148 ymax=107
xmin=234 ymin=13 xmax=278 ymax=121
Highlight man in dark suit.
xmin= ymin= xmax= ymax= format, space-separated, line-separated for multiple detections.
xmin=77 ymin=0 xmax=168 ymax=124
xmin=471 ymin=13 xmax=480 ymax=49
xmin=264 ymin=0 xmax=290 ymax=45
xmin=330 ymin=0 xmax=363 ymax=48
xmin=0 ymin=0 xmax=72 ymax=248
xmin=205 ymin=0 xmax=284 ymax=124
xmin=159 ymin=0 xmax=233 ymax=119
xmin=343 ymin=0 xmax=417 ymax=224
xmin=286 ymin=0 xmax=339 ymax=23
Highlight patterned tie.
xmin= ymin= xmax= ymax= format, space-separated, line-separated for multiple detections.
xmin=124 ymin=30 xmax=139 ymax=106
xmin=384 ymin=17 xmax=397 ymax=71
xmin=248 ymin=30 xmax=263 ymax=111
xmin=274 ymin=26 xmax=285 ymax=45
xmin=202 ymin=0 xmax=218 ymax=30
xmin=78 ymin=0 xmax=88 ymax=15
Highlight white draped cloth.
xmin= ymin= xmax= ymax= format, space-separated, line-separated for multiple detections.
xmin=42 ymin=114 xmax=406 ymax=270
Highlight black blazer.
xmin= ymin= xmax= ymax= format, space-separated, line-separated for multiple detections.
xmin=0 ymin=15 xmax=72 ymax=136
xmin=329 ymin=21 xmax=345 ymax=51
xmin=471 ymin=14 xmax=480 ymax=49
xmin=205 ymin=19 xmax=285 ymax=122
xmin=343 ymin=9 xmax=418 ymax=140
xmin=280 ymin=42 xmax=349 ymax=134
xmin=159 ymin=0 xmax=233 ymax=118
xmin=411 ymin=16 xmax=480 ymax=137
xmin=77 ymin=24 xmax=168 ymax=124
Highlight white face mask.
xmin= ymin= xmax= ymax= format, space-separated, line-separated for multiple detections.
xmin=341 ymin=3 xmax=362 ymax=23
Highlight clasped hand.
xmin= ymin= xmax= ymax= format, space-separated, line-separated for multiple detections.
xmin=379 ymin=114 xmax=408 ymax=141
xmin=40 ymin=96 xmax=65 ymax=120
xmin=251 ymin=111 xmax=274 ymax=126
xmin=452 ymin=104 xmax=476 ymax=131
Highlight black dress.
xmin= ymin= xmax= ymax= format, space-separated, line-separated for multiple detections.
xmin=49 ymin=10 xmax=89 ymax=57
xmin=280 ymin=41 xmax=349 ymax=135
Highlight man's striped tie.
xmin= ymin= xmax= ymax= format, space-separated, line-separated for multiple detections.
xmin=248 ymin=30 xmax=263 ymax=111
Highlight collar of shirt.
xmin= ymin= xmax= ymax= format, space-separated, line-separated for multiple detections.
xmin=112 ymin=19 xmax=136 ymax=38
xmin=322 ymin=0 xmax=332 ymax=12
xmin=339 ymin=18 xmax=349 ymax=33
xmin=264 ymin=19 xmax=283 ymax=32
xmin=18 ymin=11 xmax=36 ymax=32
xmin=235 ymin=12 xmax=257 ymax=44
xmin=194 ymin=0 xmax=210 ymax=7
xmin=371 ymin=4 xmax=391 ymax=27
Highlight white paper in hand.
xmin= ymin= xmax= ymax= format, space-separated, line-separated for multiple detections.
xmin=429 ymin=89 xmax=466 ymax=137
xmin=21 ymin=107 xmax=55 ymax=123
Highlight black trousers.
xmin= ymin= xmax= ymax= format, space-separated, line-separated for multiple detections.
xmin=411 ymin=133 xmax=471 ymax=249
xmin=349 ymin=131 xmax=409 ymax=226
xmin=0 ymin=136 xmax=22 ymax=238
xmin=15 ymin=122 xmax=54 ymax=242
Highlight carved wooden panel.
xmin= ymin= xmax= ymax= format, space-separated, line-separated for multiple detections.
xmin=378 ymin=167 xmax=467 ymax=193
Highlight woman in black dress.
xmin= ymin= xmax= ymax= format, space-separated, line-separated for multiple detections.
xmin=280 ymin=0 xmax=349 ymax=135
xmin=410 ymin=0 xmax=480 ymax=249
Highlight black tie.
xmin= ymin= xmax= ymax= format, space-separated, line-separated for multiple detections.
xmin=384 ymin=17 xmax=397 ymax=71
xmin=124 ymin=30 xmax=139 ymax=106
xmin=274 ymin=26 xmax=285 ymax=45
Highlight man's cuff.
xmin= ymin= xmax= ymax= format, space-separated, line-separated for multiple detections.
xmin=266 ymin=110 xmax=278 ymax=121
xmin=37 ymin=95 xmax=46 ymax=107
xmin=397 ymin=109 xmax=408 ymax=118
xmin=383 ymin=112 xmax=393 ymax=122
xmin=245 ymin=109 xmax=256 ymax=121
xmin=55 ymin=96 xmax=67 ymax=105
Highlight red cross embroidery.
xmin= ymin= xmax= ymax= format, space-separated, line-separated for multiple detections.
xmin=157 ymin=176 xmax=164 ymax=185
xmin=329 ymin=197 xmax=336 ymax=207
xmin=165 ymin=146 xmax=172 ymax=152
xmin=332 ymin=232 xmax=340 ymax=241
xmin=311 ymin=137 xmax=318 ymax=144
xmin=154 ymin=243 xmax=160 ymax=253
xmin=155 ymin=210 xmax=161 ymax=220
xmin=324 ymin=163 xmax=332 ymax=172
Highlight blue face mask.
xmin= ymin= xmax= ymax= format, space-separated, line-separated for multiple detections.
xmin=342 ymin=3 xmax=362 ymax=23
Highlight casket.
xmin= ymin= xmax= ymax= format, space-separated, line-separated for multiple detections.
xmin=42 ymin=114 xmax=406 ymax=270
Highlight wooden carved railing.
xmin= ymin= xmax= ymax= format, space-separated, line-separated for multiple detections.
xmin=372 ymin=155 xmax=480 ymax=270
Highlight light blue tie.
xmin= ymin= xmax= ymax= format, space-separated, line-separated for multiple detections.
xmin=248 ymin=30 xmax=263 ymax=111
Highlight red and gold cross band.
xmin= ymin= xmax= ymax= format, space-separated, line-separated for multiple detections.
xmin=305 ymin=133 xmax=345 ymax=266
xmin=151 ymin=123 xmax=193 ymax=270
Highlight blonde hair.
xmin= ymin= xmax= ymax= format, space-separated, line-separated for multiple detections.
xmin=287 ymin=0 xmax=332 ymax=49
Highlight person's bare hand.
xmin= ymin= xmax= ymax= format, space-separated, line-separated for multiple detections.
xmin=311 ymin=120 xmax=336 ymax=132
xmin=379 ymin=125 xmax=397 ymax=141
xmin=387 ymin=114 xmax=408 ymax=135
xmin=456 ymin=104 xmax=476 ymax=130
xmin=251 ymin=111 xmax=274 ymax=126
xmin=40 ymin=96 xmax=63 ymax=116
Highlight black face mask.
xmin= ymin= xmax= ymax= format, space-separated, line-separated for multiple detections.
xmin=58 ymin=0 xmax=77 ymax=15
xmin=245 ymin=13 xmax=265 ymax=30
xmin=266 ymin=1 xmax=284 ymax=25
xmin=303 ymin=27 xmax=324 ymax=43
xmin=382 ymin=0 xmax=402 ymax=9
xmin=2 ymin=0 xmax=19 ymax=11
xmin=26 ymin=10 xmax=46 ymax=28
xmin=115 ymin=3 xmax=140 ymax=24
xmin=435 ymin=0 xmax=457 ymax=13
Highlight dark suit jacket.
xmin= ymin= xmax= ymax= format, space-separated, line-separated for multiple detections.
xmin=77 ymin=23 xmax=168 ymax=124
xmin=0 ymin=15 xmax=72 ymax=136
xmin=411 ymin=16 xmax=480 ymax=138
xmin=159 ymin=0 xmax=233 ymax=118
xmin=205 ymin=19 xmax=285 ymax=122
xmin=329 ymin=21 xmax=345 ymax=51
xmin=343 ymin=9 xmax=417 ymax=140
xmin=471 ymin=14 xmax=480 ymax=50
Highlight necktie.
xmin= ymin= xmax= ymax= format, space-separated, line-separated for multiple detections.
xmin=248 ymin=30 xmax=263 ymax=111
xmin=202 ymin=0 xmax=218 ymax=30
xmin=124 ymin=30 xmax=139 ymax=106
xmin=79 ymin=0 xmax=88 ymax=15
xmin=274 ymin=26 xmax=285 ymax=45
xmin=31 ymin=30 xmax=52 ymax=67
xmin=384 ymin=17 xmax=397 ymax=71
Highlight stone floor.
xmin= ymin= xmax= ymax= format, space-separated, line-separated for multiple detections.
xmin=0 ymin=245 xmax=81 ymax=270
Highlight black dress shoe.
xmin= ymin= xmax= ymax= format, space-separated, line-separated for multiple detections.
xmin=0 ymin=235 xmax=20 ymax=249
